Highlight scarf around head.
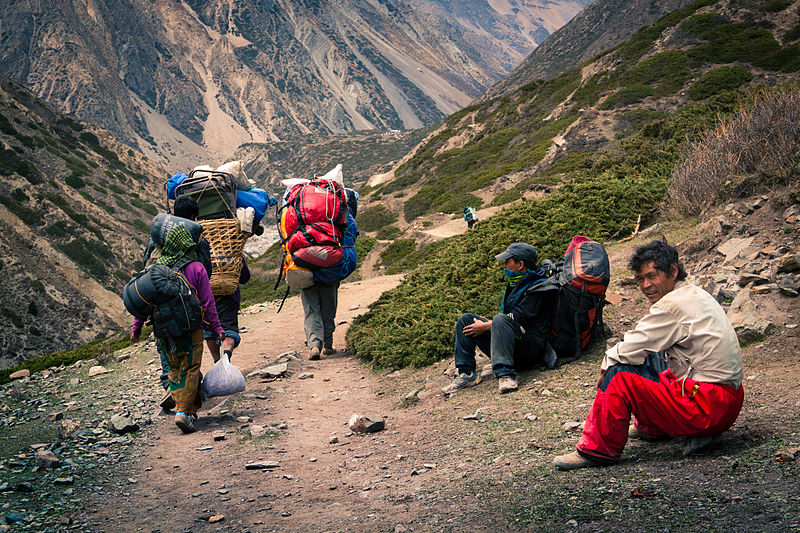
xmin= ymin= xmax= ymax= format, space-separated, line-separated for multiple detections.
xmin=156 ymin=225 xmax=197 ymax=268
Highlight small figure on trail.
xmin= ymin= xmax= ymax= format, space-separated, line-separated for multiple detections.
xmin=553 ymin=240 xmax=744 ymax=470
xmin=464 ymin=206 xmax=478 ymax=229
xmin=130 ymin=224 xmax=225 ymax=434
xmin=302 ymin=281 xmax=339 ymax=360
xmin=442 ymin=242 xmax=556 ymax=395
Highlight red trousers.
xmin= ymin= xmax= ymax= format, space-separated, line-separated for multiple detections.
xmin=577 ymin=353 xmax=744 ymax=464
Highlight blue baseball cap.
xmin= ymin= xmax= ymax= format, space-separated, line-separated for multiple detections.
xmin=495 ymin=242 xmax=538 ymax=266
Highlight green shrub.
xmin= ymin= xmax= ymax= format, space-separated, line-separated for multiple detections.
xmin=600 ymin=83 xmax=655 ymax=109
xmin=130 ymin=197 xmax=158 ymax=215
xmin=358 ymin=204 xmax=398 ymax=232
xmin=65 ymin=173 xmax=86 ymax=188
xmin=766 ymin=0 xmax=788 ymax=12
xmin=58 ymin=239 xmax=108 ymax=279
xmin=683 ymin=13 xmax=800 ymax=72
xmin=356 ymin=236 xmax=377 ymax=266
xmin=376 ymin=225 xmax=402 ymax=240
xmin=689 ymin=66 xmax=753 ymax=100
xmin=0 ymin=332 xmax=133 ymax=385
xmin=624 ymin=50 xmax=691 ymax=97
xmin=0 ymin=194 xmax=40 ymax=225
xmin=27 ymin=302 xmax=38 ymax=316
xmin=1 ymin=307 xmax=24 ymax=328
xmin=379 ymin=238 xmax=417 ymax=268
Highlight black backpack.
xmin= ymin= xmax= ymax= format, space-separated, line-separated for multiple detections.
xmin=122 ymin=262 xmax=203 ymax=338
xmin=531 ymin=236 xmax=610 ymax=365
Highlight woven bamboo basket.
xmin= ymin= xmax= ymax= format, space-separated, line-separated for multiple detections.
xmin=200 ymin=218 xmax=250 ymax=296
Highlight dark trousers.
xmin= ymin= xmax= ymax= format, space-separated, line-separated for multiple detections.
xmin=454 ymin=313 xmax=542 ymax=378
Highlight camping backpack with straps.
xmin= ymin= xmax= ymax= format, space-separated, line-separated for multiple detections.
xmin=543 ymin=236 xmax=610 ymax=362
xmin=174 ymin=169 xmax=238 ymax=220
xmin=122 ymin=262 xmax=203 ymax=338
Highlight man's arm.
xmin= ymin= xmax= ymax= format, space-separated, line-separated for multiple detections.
xmin=602 ymin=305 xmax=685 ymax=370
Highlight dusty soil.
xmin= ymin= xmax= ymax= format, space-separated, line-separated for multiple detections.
xmin=71 ymin=197 xmax=800 ymax=532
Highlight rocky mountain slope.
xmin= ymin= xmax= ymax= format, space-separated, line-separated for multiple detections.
xmin=359 ymin=0 xmax=800 ymax=226
xmin=0 ymin=0 xmax=588 ymax=172
xmin=483 ymin=0 xmax=699 ymax=99
xmin=0 ymin=78 xmax=164 ymax=368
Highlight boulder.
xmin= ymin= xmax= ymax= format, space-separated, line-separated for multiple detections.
xmin=349 ymin=414 xmax=385 ymax=433
xmin=717 ymin=237 xmax=754 ymax=264
xmin=9 ymin=369 xmax=30 ymax=380
xmin=776 ymin=252 xmax=800 ymax=274
xmin=58 ymin=419 xmax=81 ymax=439
xmin=727 ymin=290 xmax=776 ymax=343
xmin=34 ymin=450 xmax=60 ymax=469
xmin=108 ymin=414 xmax=139 ymax=434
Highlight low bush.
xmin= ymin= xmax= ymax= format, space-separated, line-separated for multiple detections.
xmin=600 ymin=83 xmax=655 ymax=109
xmin=0 ymin=332 xmax=133 ymax=385
xmin=689 ymin=66 xmax=753 ymax=100
xmin=379 ymin=238 xmax=416 ymax=268
xmin=58 ymin=239 xmax=108 ymax=280
xmin=376 ymin=225 xmax=402 ymax=240
xmin=668 ymin=86 xmax=800 ymax=216
xmin=358 ymin=204 xmax=398 ymax=232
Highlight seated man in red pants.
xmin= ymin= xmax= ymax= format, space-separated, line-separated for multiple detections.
xmin=554 ymin=239 xmax=744 ymax=470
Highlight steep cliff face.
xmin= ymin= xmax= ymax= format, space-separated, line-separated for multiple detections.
xmin=0 ymin=0 xmax=587 ymax=172
xmin=0 ymin=78 xmax=164 ymax=368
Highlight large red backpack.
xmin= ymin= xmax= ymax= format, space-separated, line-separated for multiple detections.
xmin=280 ymin=178 xmax=348 ymax=254
xmin=549 ymin=236 xmax=610 ymax=360
xmin=529 ymin=236 xmax=610 ymax=365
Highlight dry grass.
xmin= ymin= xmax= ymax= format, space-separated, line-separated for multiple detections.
xmin=667 ymin=86 xmax=800 ymax=216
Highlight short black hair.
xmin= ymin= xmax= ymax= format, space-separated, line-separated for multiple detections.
xmin=174 ymin=196 xmax=199 ymax=220
xmin=628 ymin=239 xmax=687 ymax=281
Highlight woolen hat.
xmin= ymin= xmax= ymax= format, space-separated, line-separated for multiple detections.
xmin=495 ymin=242 xmax=538 ymax=266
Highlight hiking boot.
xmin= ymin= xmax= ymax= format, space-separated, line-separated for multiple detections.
xmin=553 ymin=451 xmax=601 ymax=471
xmin=308 ymin=346 xmax=321 ymax=360
xmin=441 ymin=371 xmax=480 ymax=395
xmin=159 ymin=390 xmax=176 ymax=411
xmin=498 ymin=376 xmax=518 ymax=394
xmin=682 ymin=435 xmax=722 ymax=456
xmin=323 ymin=346 xmax=336 ymax=355
xmin=175 ymin=411 xmax=196 ymax=434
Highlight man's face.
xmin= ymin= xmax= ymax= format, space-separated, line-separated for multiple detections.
xmin=503 ymin=257 xmax=526 ymax=272
xmin=634 ymin=261 xmax=677 ymax=304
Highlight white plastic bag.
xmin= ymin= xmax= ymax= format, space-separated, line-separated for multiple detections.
xmin=202 ymin=353 xmax=246 ymax=398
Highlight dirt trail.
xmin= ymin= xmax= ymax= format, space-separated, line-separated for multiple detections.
xmin=86 ymin=274 xmax=471 ymax=531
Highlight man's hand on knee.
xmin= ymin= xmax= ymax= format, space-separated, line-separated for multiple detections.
xmin=462 ymin=316 xmax=491 ymax=337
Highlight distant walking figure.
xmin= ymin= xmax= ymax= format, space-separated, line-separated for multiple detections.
xmin=464 ymin=206 xmax=478 ymax=229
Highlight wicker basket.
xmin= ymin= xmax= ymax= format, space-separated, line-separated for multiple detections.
xmin=201 ymin=218 xmax=250 ymax=296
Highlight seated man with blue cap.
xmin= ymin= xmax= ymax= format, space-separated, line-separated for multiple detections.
xmin=442 ymin=242 xmax=556 ymax=395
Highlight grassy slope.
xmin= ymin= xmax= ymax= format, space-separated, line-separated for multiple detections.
xmin=346 ymin=0 xmax=800 ymax=370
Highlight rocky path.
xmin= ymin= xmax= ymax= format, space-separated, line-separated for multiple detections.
xmin=83 ymin=274 xmax=474 ymax=532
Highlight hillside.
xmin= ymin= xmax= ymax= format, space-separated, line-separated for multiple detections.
xmin=235 ymin=128 xmax=430 ymax=191
xmin=0 ymin=0 xmax=588 ymax=171
xmin=347 ymin=0 xmax=800 ymax=369
xmin=0 ymin=78 xmax=165 ymax=368
xmin=483 ymin=0 xmax=699 ymax=99
xmin=357 ymin=0 xmax=800 ymax=226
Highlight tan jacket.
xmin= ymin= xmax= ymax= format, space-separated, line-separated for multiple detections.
xmin=602 ymin=282 xmax=743 ymax=388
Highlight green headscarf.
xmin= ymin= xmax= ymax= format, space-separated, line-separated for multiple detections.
xmin=155 ymin=225 xmax=198 ymax=268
